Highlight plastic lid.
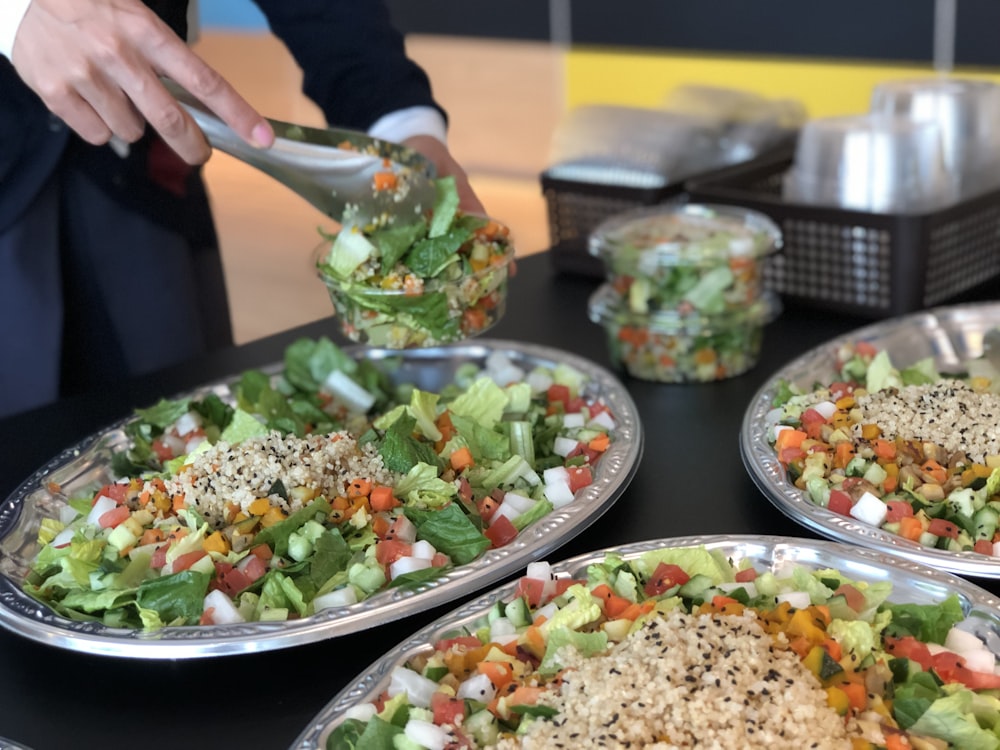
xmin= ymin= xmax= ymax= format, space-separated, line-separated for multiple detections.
xmin=587 ymin=282 xmax=781 ymax=335
xmin=588 ymin=202 xmax=782 ymax=270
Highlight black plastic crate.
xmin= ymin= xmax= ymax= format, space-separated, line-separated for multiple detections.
xmin=685 ymin=154 xmax=1000 ymax=318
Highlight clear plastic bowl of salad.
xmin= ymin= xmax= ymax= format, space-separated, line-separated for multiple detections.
xmin=588 ymin=282 xmax=781 ymax=382
xmin=314 ymin=178 xmax=515 ymax=348
xmin=588 ymin=202 xmax=781 ymax=317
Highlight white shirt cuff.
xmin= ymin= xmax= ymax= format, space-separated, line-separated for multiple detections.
xmin=0 ymin=0 xmax=32 ymax=59
xmin=367 ymin=106 xmax=448 ymax=145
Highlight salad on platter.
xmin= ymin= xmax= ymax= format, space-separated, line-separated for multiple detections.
xmin=315 ymin=176 xmax=514 ymax=348
xmin=19 ymin=338 xmax=617 ymax=632
xmin=765 ymin=339 xmax=1000 ymax=560
xmin=311 ymin=539 xmax=1000 ymax=750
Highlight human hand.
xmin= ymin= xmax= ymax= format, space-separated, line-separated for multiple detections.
xmin=403 ymin=134 xmax=485 ymax=216
xmin=10 ymin=0 xmax=274 ymax=164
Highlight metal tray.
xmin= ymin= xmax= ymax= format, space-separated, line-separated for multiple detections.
xmin=290 ymin=533 xmax=1000 ymax=749
xmin=742 ymin=302 xmax=1000 ymax=577
xmin=0 ymin=340 xmax=642 ymax=658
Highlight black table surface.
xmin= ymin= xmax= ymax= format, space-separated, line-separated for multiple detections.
xmin=2 ymin=252 xmax=1000 ymax=749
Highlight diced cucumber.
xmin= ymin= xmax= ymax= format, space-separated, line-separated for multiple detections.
xmin=863 ymin=462 xmax=887 ymax=486
xmin=486 ymin=601 xmax=506 ymax=624
xmin=677 ymin=574 xmax=715 ymax=600
xmin=974 ymin=505 xmax=1000 ymax=540
xmin=464 ymin=709 xmax=500 ymax=746
xmin=918 ymin=532 xmax=939 ymax=548
xmin=845 ymin=456 xmax=868 ymax=477
xmin=504 ymin=597 xmax=532 ymax=628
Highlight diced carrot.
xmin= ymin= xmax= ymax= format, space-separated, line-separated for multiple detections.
xmin=250 ymin=544 xmax=273 ymax=561
xmin=823 ymin=638 xmax=843 ymax=662
xmin=884 ymin=734 xmax=911 ymax=750
xmin=898 ymin=515 xmax=924 ymax=541
xmin=371 ymin=513 xmax=392 ymax=538
xmin=603 ymin=593 xmax=634 ymax=619
xmin=477 ymin=660 xmax=514 ymax=690
xmin=521 ymin=625 xmax=546 ymax=659
xmin=369 ymin=486 xmax=400 ymax=512
xmin=883 ymin=475 xmax=898 ymax=493
xmin=372 ymin=171 xmax=398 ymax=191
xmin=618 ymin=601 xmax=655 ymax=621
xmin=588 ymin=433 xmax=610 ymax=453
xmin=331 ymin=495 xmax=350 ymax=511
xmin=921 ymin=459 xmax=948 ymax=485
xmin=171 ymin=495 xmax=187 ymax=512
xmin=775 ymin=429 xmax=808 ymax=451
xmin=450 ymin=446 xmax=475 ymax=472
xmin=507 ymin=686 xmax=543 ymax=707
xmin=873 ymin=439 xmax=896 ymax=460
xmin=833 ymin=441 xmax=855 ymax=469
xmin=839 ymin=680 xmax=868 ymax=712
xmin=347 ymin=478 xmax=372 ymax=498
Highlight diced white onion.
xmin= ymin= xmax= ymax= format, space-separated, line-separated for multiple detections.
xmin=313 ymin=586 xmax=359 ymax=610
xmin=490 ymin=617 xmax=517 ymax=640
xmin=58 ymin=505 xmax=80 ymax=525
xmin=526 ymin=561 xmax=553 ymax=580
xmin=543 ymin=478 xmax=575 ymax=508
xmin=51 ymin=527 xmax=75 ymax=548
xmin=410 ymin=540 xmax=437 ymax=560
xmin=717 ymin=581 xmax=758 ymax=599
xmin=390 ymin=515 xmax=418 ymax=543
xmin=553 ymin=436 xmax=579 ymax=457
xmin=322 ymin=370 xmax=376 ymax=413
xmin=491 ymin=365 xmax=525 ymax=386
xmin=812 ymin=400 xmax=837 ymax=419
xmin=586 ymin=411 xmax=616 ymax=431
xmin=962 ymin=648 xmax=996 ymax=674
xmin=343 ymin=703 xmax=379 ymax=722
xmin=388 ymin=666 xmax=438 ymax=708
xmin=492 ymin=502 xmax=522 ymax=525
xmin=534 ymin=601 xmax=559 ymax=622
xmin=502 ymin=492 xmax=536 ymax=513
xmin=203 ymin=589 xmax=245 ymax=625
xmin=86 ymin=495 xmax=118 ymax=526
xmin=850 ymin=491 xmax=888 ymax=527
xmin=525 ymin=369 xmax=553 ymax=393
xmin=776 ymin=591 xmax=812 ymax=609
xmin=543 ymin=466 xmax=570 ymax=485
xmin=390 ymin=556 xmax=432 ymax=580
xmin=405 ymin=719 xmax=450 ymax=750
xmin=562 ymin=412 xmax=585 ymax=428
xmin=945 ymin=627 xmax=987 ymax=654
xmin=772 ymin=424 xmax=793 ymax=442
xmin=764 ymin=407 xmax=784 ymax=427
xmin=456 ymin=672 xmax=497 ymax=702
xmin=174 ymin=411 xmax=201 ymax=437
xmin=184 ymin=435 xmax=207 ymax=454
xmin=162 ymin=434 xmax=186 ymax=457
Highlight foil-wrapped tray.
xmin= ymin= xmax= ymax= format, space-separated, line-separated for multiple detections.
xmin=0 ymin=340 xmax=642 ymax=658
xmin=742 ymin=302 xmax=1000 ymax=577
xmin=290 ymin=534 xmax=1000 ymax=749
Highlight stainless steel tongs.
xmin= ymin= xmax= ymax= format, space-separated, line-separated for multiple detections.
xmin=164 ymin=80 xmax=437 ymax=228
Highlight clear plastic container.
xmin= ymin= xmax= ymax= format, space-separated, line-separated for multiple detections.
xmin=588 ymin=203 xmax=781 ymax=316
xmin=588 ymin=283 xmax=781 ymax=382
xmin=314 ymin=219 xmax=515 ymax=348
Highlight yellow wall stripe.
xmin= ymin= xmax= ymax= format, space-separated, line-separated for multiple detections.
xmin=565 ymin=48 xmax=1000 ymax=117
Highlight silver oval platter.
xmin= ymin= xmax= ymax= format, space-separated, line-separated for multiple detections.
xmin=0 ymin=340 xmax=642 ymax=658
xmin=290 ymin=533 xmax=1000 ymax=749
xmin=742 ymin=301 xmax=1000 ymax=577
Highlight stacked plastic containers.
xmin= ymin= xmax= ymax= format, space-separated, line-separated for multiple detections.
xmin=587 ymin=203 xmax=783 ymax=383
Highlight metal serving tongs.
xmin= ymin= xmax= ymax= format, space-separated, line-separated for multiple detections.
xmin=164 ymin=80 xmax=437 ymax=228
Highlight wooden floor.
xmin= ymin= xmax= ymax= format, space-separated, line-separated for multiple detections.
xmin=193 ymin=33 xmax=564 ymax=344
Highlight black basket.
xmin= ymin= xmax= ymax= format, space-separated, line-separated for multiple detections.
xmin=685 ymin=154 xmax=1000 ymax=318
xmin=541 ymin=172 xmax=684 ymax=277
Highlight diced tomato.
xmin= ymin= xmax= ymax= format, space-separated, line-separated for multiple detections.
xmin=431 ymin=552 xmax=451 ymax=567
xmin=516 ymin=578 xmax=546 ymax=608
xmin=457 ymin=477 xmax=474 ymax=504
xmin=433 ymin=635 xmax=482 ymax=652
xmin=930 ymin=650 xmax=965 ymax=682
xmin=734 ymin=568 xmax=758 ymax=583
xmin=94 ymin=483 xmax=129 ymax=505
xmin=928 ymin=518 xmax=960 ymax=539
xmin=833 ymin=583 xmax=866 ymax=612
xmin=828 ymin=490 xmax=853 ymax=516
xmin=238 ymin=554 xmax=268 ymax=583
xmin=547 ymin=384 xmax=571 ymax=409
xmin=974 ymin=539 xmax=994 ymax=556
xmin=484 ymin=515 xmax=518 ymax=548
xmin=644 ymin=562 xmax=690 ymax=596
xmin=854 ymin=341 xmax=879 ymax=358
xmin=884 ymin=636 xmax=932 ymax=670
xmin=554 ymin=578 xmax=585 ymax=596
xmin=218 ymin=567 xmax=253 ymax=596
xmin=249 ymin=544 xmax=273 ymax=561
xmin=98 ymin=505 xmax=131 ymax=528
xmin=779 ymin=447 xmax=806 ymax=464
xmin=172 ymin=550 xmax=207 ymax=572
xmin=885 ymin=500 xmax=914 ymax=523
xmin=828 ymin=381 xmax=854 ymax=399
xmin=431 ymin=691 xmax=466 ymax=726
xmin=954 ymin=664 xmax=1000 ymax=690
xmin=375 ymin=540 xmax=412 ymax=566
xmin=566 ymin=466 xmax=593 ymax=493
xmin=150 ymin=544 xmax=169 ymax=569
xmin=566 ymin=396 xmax=586 ymax=414
xmin=151 ymin=438 xmax=175 ymax=462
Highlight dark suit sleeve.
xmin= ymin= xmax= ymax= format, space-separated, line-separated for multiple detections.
xmin=251 ymin=0 xmax=446 ymax=131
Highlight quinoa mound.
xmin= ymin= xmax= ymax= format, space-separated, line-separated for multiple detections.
xmin=492 ymin=608 xmax=855 ymax=750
